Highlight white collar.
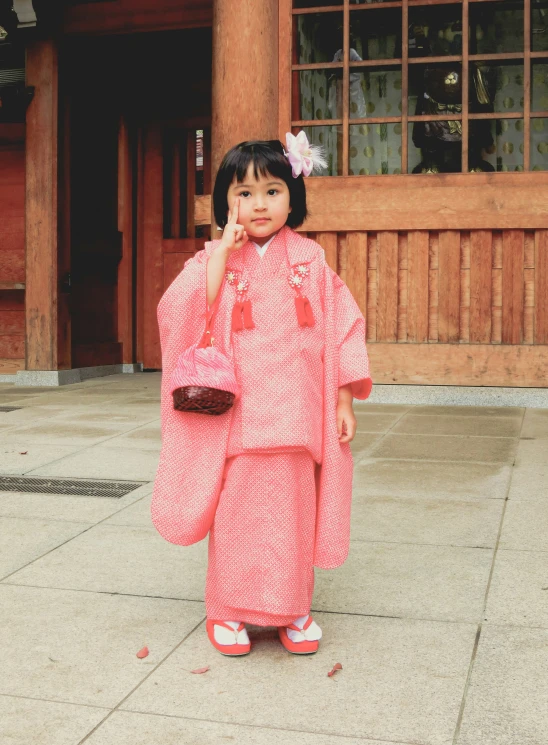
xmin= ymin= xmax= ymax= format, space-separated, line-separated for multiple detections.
xmin=252 ymin=233 xmax=277 ymax=257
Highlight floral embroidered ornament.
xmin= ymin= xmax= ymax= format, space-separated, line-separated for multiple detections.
xmin=284 ymin=131 xmax=328 ymax=178
xmin=225 ymin=270 xmax=254 ymax=331
xmin=288 ymin=263 xmax=315 ymax=327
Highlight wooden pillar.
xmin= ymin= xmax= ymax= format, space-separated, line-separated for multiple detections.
xmin=212 ymin=0 xmax=279 ymax=182
xmin=25 ymin=40 xmax=61 ymax=370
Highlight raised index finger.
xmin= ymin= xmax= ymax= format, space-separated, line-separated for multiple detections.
xmin=227 ymin=198 xmax=239 ymax=225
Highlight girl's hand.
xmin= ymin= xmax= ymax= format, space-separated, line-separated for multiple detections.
xmin=337 ymin=385 xmax=357 ymax=443
xmin=218 ymin=198 xmax=248 ymax=255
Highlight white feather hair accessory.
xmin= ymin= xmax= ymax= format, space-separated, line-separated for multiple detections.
xmin=284 ymin=131 xmax=328 ymax=177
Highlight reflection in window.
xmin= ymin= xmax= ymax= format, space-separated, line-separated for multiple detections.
xmin=532 ymin=63 xmax=548 ymax=111
xmin=409 ymin=4 xmax=462 ymax=58
xmin=293 ymin=69 xmax=342 ymax=121
xmin=349 ymin=68 xmax=402 ymax=119
xmin=469 ymin=1 xmax=524 ymax=55
xmin=473 ymin=119 xmax=524 ymax=172
xmin=295 ymin=12 xmax=343 ymax=65
xmin=531 ymin=118 xmax=548 ymax=170
xmin=470 ymin=64 xmax=524 ymax=115
xmin=350 ymin=7 xmax=402 ymax=61
xmin=297 ymin=126 xmax=342 ymax=177
xmin=350 ymin=123 xmax=402 ymax=175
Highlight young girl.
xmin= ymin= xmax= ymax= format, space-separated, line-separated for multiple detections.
xmin=151 ymin=134 xmax=372 ymax=657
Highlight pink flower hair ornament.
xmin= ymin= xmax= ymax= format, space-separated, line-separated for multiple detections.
xmin=284 ymin=131 xmax=328 ymax=178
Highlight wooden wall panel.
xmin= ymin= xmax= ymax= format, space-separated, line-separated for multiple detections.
xmin=469 ymin=230 xmax=492 ymax=343
xmin=502 ymin=230 xmax=525 ymax=345
xmin=438 ymin=231 xmax=461 ymax=343
xmin=345 ymin=233 xmax=367 ymax=318
xmin=376 ymin=232 xmax=399 ymax=342
xmin=407 ymin=231 xmax=429 ymax=343
xmin=535 ymin=231 xmax=548 ymax=345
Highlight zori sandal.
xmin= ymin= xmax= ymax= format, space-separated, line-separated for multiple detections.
xmin=206 ymin=619 xmax=251 ymax=656
xmin=278 ymin=614 xmax=322 ymax=655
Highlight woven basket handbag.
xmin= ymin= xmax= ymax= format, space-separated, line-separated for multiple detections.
xmin=170 ymin=276 xmax=240 ymax=415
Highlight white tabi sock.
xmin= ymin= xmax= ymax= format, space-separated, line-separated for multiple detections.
xmin=213 ymin=620 xmax=250 ymax=646
xmin=286 ymin=614 xmax=323 ymax=643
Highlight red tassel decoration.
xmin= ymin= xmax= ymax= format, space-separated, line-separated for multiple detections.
xmin=303 ymin=296 xmax=315 ymax=326
xmin=242 ymin=299 xmax=255 ymax=329
xmin=295 ymin=296 xmax=307 ymax=326
xmin=232 ymin=302 xmax=244 ymax=331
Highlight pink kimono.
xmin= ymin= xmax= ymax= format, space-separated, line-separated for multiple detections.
xmin=151 ymin=226 xmax=371 ymax=626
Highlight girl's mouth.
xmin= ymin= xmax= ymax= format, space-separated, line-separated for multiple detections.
xmin=252 ymin=218 xmax=270 ymax=224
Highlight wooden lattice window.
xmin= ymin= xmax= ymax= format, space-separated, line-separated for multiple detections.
xmin=283 ymin=0 xmax=548 ymax=175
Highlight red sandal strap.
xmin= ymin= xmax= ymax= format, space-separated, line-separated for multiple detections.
xmin=210 ymin=620 xmax=243 ymax=633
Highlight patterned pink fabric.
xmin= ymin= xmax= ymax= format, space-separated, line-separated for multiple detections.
xmin=151 ymin=226 xmax=371 ymax=569
xmin=205 ymin=451 xmax=316 ymax=626
xmin=169 ymin=343 xmax=241 ymax=398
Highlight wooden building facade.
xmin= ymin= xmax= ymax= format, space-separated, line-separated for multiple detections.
xmin=0 ymin=0 xmax=547 ymax=387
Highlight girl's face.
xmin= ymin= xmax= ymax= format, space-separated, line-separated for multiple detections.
xmin=227 ymin=164 xmax=292 ymax=246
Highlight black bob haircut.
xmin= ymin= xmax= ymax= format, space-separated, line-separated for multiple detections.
xmin=213 ymin=139 xmax=308 ymax=230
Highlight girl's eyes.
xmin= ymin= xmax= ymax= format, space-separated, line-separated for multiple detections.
xmin=236 ymin=189 xmax=279 ymax=198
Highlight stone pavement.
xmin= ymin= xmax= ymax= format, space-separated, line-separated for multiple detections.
xmin=0 ymin=372 xmax=547 ymax=745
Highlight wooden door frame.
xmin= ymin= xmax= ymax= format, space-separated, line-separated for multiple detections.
xmin=135 ymin=118 xmax=211 ymax=368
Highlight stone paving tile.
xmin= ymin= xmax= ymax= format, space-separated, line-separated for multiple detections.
xmin=507 ymin=464 xmax=548 ymax=502
xmin=499 ymin=501 xmax=548 ymax=552
xmin=514 ymin=438 xmax=548 ymax=467
xmin=0 ymin=421 xmax=131 ymax=447
xmin=5 ymin=523 xmax=207 ymax=601
xmin=0 ymin=483 xmax=151 ymax=523
xmin=350 ymin=433 xmax=383 ymax=462
xmin=26 ymin=445 xmax=160 ymax=481
xmin=0 ymin=584 xmax=205 ymax=707
xmin=484 ymin=549 xmax=548 ymax=628
xmin=354 ymin=413 xmax=403 ymax=433
xmin=457 ymin=625 xmax=548 ymax=745
xmin=104 ymin=493 xmax=153 ymax=527
xmin=409 ymin=406 xmax=524 ymax=419
xmin=105 ymin=424 xmax=161 ymax=451
xmin=351 ymin=495 xmax=504 ymax=548
xmin=312 ymin=541 xmax=492 ymax=623
xmin=370 ymin=434 xmax=518 ymax=464
xmin=122 ymin=613 xmax=476 ymax=745
xmin=0 ymin=696 xmax=109 ymax=745
xmin=0 ymin=442 xmax=82 ymax=476
xmin=520 ymin=409 xmax=548 ymax=439
xmin=393 ymin=414 xmax=522 ymax=438
xmin=85 ymin=711 xmax=402 ymax=745
xmin=353 ymin=459 xmax=512 ymax=501
xmin=0 ymin=516 xmax=92 ymax=579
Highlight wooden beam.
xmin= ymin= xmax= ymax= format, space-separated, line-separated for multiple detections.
xmin=195 ymin=173 xmax=548 ymax=231
xmin=25 ymin=40 xmax=60 ymax=371
xmin=368 ymin=343 xmax=548 ymax=388
xmin=63 ymin=0 xmax=213 ymax=35
xmin=212 ymin=0 xmax=278 ymax=198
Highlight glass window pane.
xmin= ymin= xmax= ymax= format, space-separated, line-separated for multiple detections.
xmin=349 ymin=68 xmax=402 ymax=119
xmin=532 ymin=63 xmax=548 ymax=112
xmin=409 ymin=63 xmax=462 ymax=115
xmin=470 ymin=63 xmax=524 ymax=115
xmin=350 ymin=123 xmax=402 ymax=175
xmin=294 ymin=12 xmax=343 ymax=64
xmin=531 ymin=118 xmax=548 ymax=170
xmin=293 ymin=69 xmax=342 ymax=120
xmin=295 ymin=125 xmax=343 ymax=176
xmin=409 ymin=4 xmax=462 ymax=58
xmin=469 ymin=1 xmax=524 ymax=55
xmin=532 ymin=1 xmax=548 ymax=52
xmin=469 ymin=119 xmax=524 ymax=172
xmin=350 ymin=7 xmax=402 ymax=61
xmin=409 ymin=122 xmax=461 ymax=173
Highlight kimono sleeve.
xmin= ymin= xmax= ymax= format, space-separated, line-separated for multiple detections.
xmin=329 ymin=266 xmax=372 ymax=400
